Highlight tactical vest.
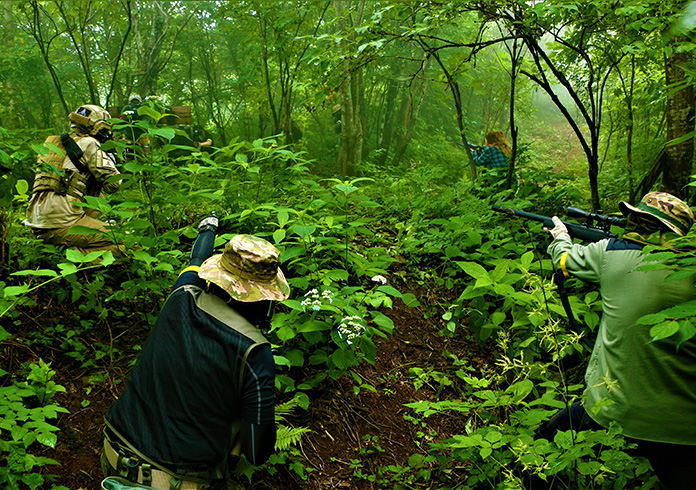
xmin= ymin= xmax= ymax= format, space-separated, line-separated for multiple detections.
xmin=32 ymin=134 xmax=92 ymax=200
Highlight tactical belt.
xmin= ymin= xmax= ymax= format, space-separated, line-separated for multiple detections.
xmin=103 ymin=422 xmax=213 ymax=490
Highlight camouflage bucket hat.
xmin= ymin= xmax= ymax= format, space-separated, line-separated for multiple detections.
xmin=619 ymin=192 xmax=694 ymax=236
xmin=199 ymin=234 xmax=290 ymax=302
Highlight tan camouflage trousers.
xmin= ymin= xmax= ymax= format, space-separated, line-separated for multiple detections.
xmin=35 ymin=212 xmax=127 ymax=258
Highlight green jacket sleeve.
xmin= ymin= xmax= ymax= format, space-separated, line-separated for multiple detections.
xmin=546 ymin=235 xmax=609 ymax=283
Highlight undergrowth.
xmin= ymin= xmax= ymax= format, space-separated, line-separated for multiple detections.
xmin=0 ymin=115 xmax=672 ymax=489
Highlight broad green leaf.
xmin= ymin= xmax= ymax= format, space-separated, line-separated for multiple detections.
xmin=11 ymin=269 xmax=57 ymax=278
xmin=520 ymin=250 xmax=534 ymax=270
xmin=664 ymin=269 xmax=696 ymax=283
xmin=456 ymin=261 xmax=490 ymax=282
xmin=297 ymin=320 xmax=331 ymax=333
xmin=678 ymin=319 xmax=696 ymax=345
xmin=650 ymin=321 xmax=680 ymax=341
xmin=273 ymin=229 xmax=286 ymax=244
xmin=506 ymin=379 xmax=534 ymax=403
xmin=37 ymin=431 xmax=58 ymax=448
xmin=58 ymin=262 xmax=78 ymax=276
xmin=4 ymin=285 xmax=29 ymax=297
xmin=360 ymin=336 xmax=376 ymax=364
xmin=149 ymin=127 xmax=175 ymax=140
xmin=377 ymin=285 xmax=402 ymax=297
xmin=292 ymin=224 xmax=316 ymax=239
xmin=15 ymin=179 xmax=29 ymax=195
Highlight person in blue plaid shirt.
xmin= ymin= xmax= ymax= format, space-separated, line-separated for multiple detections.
xmin=470 ymin=130 xmax=511 ymax=183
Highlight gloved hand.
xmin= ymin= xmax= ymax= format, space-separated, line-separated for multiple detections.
xmin=547 ymin=216 xmax=569 ymax=239
xmin=197 ymin=211 xmax=218 ymax=234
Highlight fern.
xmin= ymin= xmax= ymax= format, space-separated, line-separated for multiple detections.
xmin=274 ymin=394 xmax=303 ymax=423
xmin=275 ymin=425 xmax=312 ymax=451
xmin=274 ymin=394 xmax=311 ymax=450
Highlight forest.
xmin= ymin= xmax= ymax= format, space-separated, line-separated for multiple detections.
xmin=2 ymin=0 xmax=696 ymax=489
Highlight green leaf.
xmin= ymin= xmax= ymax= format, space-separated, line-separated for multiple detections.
xmin=273 ymin=229 xmax=286 ymax=244
xmin=377 ymin=285 xmax=402 ymax=297
xmin=292 ymin=224 xmax=316 ymax=238
xmin=360 ymin=336 xmax=376 ymax=363
xmin=275 ymin=326 xmax=295 ymax=342
xmin=37 ymin=431 xmax=58 ymax=448
xmin=650 ymin=321 xmax=680 ymax=341
xmin=149 ymin=127 xmax=176 ymax=140
xmin=506 ymin=379 xmax=534 ymax=403
xmin=330 ymin=348 xmax=356 ymax=370
xmin=371 ymin=313 xmax=395 ymax=333
xmin=445 ymin=245 xmax=461 ymax=258
xmin=678 ymin=319 xmax=696 ymax=345
xmin=11 ymin=269 xmax=57 ymax=278
xmin=58 ymin=262 xmax=78 ymax=276
xmin=456 ymin=262 xmax=491 ymax=284
xmin=520 ymin=250 xmax=534 ymax=270
xmin=4 ymin=285 xmax=29 ymax=297
xmin=297 ymin=320 xmax=331 ymax=333
xmin=15 ymin=179 xmax=29 ymax=195
xmin=137 ymin=105 xmax=162 ymax=120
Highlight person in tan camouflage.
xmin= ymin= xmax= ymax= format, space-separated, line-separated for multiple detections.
xmin=25 ymin=104 xmax=124 ymax=256
xmin=102 ymin=215 xmax=290 ymax=490
xmin=537 ymin=192 xmax=696 ymax=490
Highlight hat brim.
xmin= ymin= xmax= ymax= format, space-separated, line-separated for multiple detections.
xmin=619 ymin=201 xmax=684 ymax=235
xmin=199 ymin=254 xmax=290 ymax=302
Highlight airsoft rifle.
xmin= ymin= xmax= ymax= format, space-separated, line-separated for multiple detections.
xmin=491 ymin=204 xmax=626 ymax=242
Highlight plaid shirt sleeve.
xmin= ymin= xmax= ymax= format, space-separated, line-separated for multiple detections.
xmin=473 ymin=146 xmax=509 ymax=170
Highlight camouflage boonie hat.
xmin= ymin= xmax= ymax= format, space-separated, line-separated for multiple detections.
xmin=619 ymin=192 xmax=694 ymax=236
xmin=199 ymin=234 xmax=290 ymax=302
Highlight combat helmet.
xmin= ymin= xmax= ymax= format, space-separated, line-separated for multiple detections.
xmin=619 ymin=192 xmax=694 ymax=237
xmin=68 ymin=104 xmax=113 ymax=141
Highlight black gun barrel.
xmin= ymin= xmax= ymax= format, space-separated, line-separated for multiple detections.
xmin=492 ymin=204 xmax=618 ymax=242
xmin=566 ymin=207 xmax=626 ymax=228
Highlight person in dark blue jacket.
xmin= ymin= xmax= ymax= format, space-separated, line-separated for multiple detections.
xmin=101 ymin=213 xmax=290 ymax=490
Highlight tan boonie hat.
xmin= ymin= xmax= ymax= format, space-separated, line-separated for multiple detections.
xmin=619 ymin=192 xmax=694 ymax=237
xmin=199 ymin=234 xmax=290 ymax=302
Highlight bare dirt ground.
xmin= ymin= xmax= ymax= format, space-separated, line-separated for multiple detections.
xmin=6 ymin=278 xmax=495 ymax=490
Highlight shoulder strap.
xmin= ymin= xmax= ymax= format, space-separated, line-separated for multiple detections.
xmin=552 ymin=271 xmax=595 ymax=352
xmin=60 ymin=133 xmax=88 ymax=174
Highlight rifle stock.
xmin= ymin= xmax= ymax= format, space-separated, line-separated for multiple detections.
xmin=492 ymin=204 xmax=618 ymax=242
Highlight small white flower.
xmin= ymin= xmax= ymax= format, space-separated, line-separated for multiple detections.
xmin=370 ymin=275 xmax=387 ymax=285
xmin=301 ymin=288 xmax=333 ymax=311
xmin=337 ymin=315 xmax=366 ymax=345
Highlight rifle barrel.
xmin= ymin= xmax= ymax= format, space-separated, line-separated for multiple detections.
xmin=492 ymin=205 xmax=617 ymax=242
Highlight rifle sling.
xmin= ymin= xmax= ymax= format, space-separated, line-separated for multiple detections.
xmin=60 ymin=133 xmax=88 ymax=174
xmin=552 ymin=271 xmax=595 ymax=351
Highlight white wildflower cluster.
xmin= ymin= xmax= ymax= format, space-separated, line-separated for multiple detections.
xmin=300 ymin=288 xmax=334 ymax=311
xmin=337 ymin=315 xmax=366 ymax=345
xmin=370 ymin=275 xmax=387 ymax=285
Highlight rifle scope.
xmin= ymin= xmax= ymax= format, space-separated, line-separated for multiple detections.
xmin=566 ymin=207 xmax=626 ymax=228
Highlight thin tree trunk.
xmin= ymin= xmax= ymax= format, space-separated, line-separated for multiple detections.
xmin=663 ymin=45 xmax=695 ymax=199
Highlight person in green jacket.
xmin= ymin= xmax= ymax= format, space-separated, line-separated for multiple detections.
xmin=537 ymin=191 xmax=696 ymax=490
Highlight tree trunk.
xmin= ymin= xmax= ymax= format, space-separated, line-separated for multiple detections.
xmin=376 ymin=77 xmax=398 ymax=166
xmin=662 ymin=45 xmax=695 ymax=199
xmin=391 ymin=63 xmax=429 ymax=167
xmin=334 ymin=0 xmax=365 ymax=177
